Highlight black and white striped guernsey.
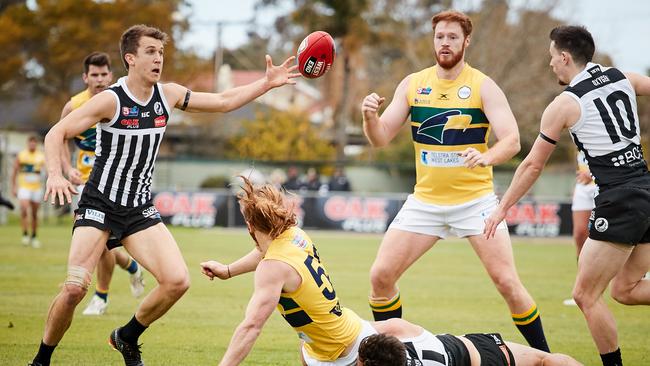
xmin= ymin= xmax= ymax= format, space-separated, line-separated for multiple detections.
xmin=563 ymin=62 xmax=648 ymax=188
xmin=86 ymin=77 xmax=171 ymax=207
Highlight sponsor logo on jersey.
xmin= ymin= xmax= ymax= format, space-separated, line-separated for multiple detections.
xmin=611 ymin=146 xmax=643 ymax=167
xmin=141 ymin=111 xmax=150 ymax=118
xmin=419 ymin=149 xmax=464 ymax=167
xmin=413 ymin=98 xmax=430 ymax=105
xmin=458 ymin=85 xmax=471 ymax=99
xmin=154 ymin=101 xmax=164 ymax=115
xmin=438 ymin=93 xmax=449 ymax=100
xmin=121 ymin=119 xmax=140 ymax=128
xmin=122 ymin=106 xmax=139 ymax=117
xmin=154 ymin=116 xmax=167 ymax=127
xmin=84 ymin=209 xmax=105 ymax=224
xmin=291 ymin=234 xmax=309 ymax=249
xmin=416 ymin=86 xmax=432 ymax=95
xmin=142 ymin=206 xmax=161 ymax=219
xmin=416 ymin=109 xmax=472 ymax=144
xmin=594 ymin=217 xmax=608 ymax=232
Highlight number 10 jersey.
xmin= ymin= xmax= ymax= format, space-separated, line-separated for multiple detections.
xmin=564 ymin=62 xmax=648 ymax=189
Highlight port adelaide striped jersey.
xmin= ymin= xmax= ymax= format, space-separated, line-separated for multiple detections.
xmin=87 ymin=77 xmax=170 ymax=207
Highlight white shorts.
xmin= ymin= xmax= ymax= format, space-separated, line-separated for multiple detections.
xmin=571 ymin=183 xmax=597 ymax=211
xmin=71 ymin=184 xmax=85 ymax=211
xmin=302 ymin=320 xmax=377 ymax=366
xmin=17 ymin=188 xmax=42 ymax=203
xmin=389 ymin=193 xmax=507 ymax=238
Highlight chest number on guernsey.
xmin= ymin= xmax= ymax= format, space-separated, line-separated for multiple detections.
xmin=304 ymin=255 xmax=337 ymax=301
xmin=593 ymin=91 xmax=637 ymax=143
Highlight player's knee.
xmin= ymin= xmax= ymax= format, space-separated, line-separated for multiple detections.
xmin=491 ymin=273 xmax=520 ymax=298
xmin=571 ymin=286 xmax=596 ymax=310
xmin=369 ymin=265 xmax=397 ymax=292
xmin=610 ymin=281 xmax=634 ymax=305
xmin=62 ymin=265 xmax=92 ymax=305
xmin=162 ymin=272 xmax=190 ymax=298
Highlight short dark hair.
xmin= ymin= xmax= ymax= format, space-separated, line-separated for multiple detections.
xmin=549 ymin=25 xmax=595 ymax=66
xmin=83 ymin=52 xmax=111 ymax=74
xmin=120 ymin=24 xmax=168 ymax=71
xmin=358 ymin=334 xmax=406 ymax=366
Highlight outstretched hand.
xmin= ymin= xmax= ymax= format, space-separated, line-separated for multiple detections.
xmin=200 ymin=260 xmax=231 ymax=280
xmin=44 ymin=175 xmax=78 ymax=206
xmin=264 ymin=55 xmax=301 ymax=88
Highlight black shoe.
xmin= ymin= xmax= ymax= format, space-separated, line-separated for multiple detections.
xmin=109 ymin=328 xmax=144 ymax=366
xmin=28 ymin=363 xmax=43 ymax=366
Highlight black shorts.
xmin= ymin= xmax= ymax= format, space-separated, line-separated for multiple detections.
xmin=589 ymin=185 xmax=650 ymax=245
xmin=463 ymin=333 xmax=515 ymax=366
xmin=436 ymin=334 xmax=471 ymax=366
xmin=73 ymin=185 xmax=162 ymax=249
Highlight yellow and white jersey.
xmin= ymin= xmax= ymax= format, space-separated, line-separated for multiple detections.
xmin=264 ymin=227 xmax=362 ymax=361
xmin=576 ymin=150 xmax=596 ymax=186
xmin=70 ymin=89 xmax=97 ymax=182
xmin=407 ymin=63 xmax=493 ymax=205
xmin=17 ymin=149 xmax=45 ymax=191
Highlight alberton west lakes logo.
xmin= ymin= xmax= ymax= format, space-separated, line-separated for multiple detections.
xmin=416 ymin=109 xmax=472 ymax=143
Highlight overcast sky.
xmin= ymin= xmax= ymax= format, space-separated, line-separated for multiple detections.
xmin=181 ymin=0 xmax=650 ymax=75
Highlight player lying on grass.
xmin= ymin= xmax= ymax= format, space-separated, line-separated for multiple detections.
xmin=200 ymin=177 xmax=581 ymax=366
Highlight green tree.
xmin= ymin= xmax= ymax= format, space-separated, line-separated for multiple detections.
xmin=226 ymin=110 xmax=335 ymax=162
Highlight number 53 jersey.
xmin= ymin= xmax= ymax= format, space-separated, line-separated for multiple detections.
xmin=264 ymin=226 xmax=362 ymax=361
xmin=564 ymin=62 xmax=649 ymax=188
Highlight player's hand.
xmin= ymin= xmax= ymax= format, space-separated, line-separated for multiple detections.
xmin=484 ymin=206 xmax=507 ymax=239
xmin=200 ymin=260 xmax=231 ymax=280
xmin=66 ymin=168 xmax=83 ymax=185
xmin=361 ymin=93 xmax=385 ymax=121
xmin=576 ymin=170 xmax=592 ymax=185
xmin=264 ymin=55 xmax=301 ymax=88
xmin=44 ymin=175 xmax=78 ymax=206
xmin=460 ymin=147 xmax=490 ymax=168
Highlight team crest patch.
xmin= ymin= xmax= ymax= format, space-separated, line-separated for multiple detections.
xmin=154 ymin=101 xmax=164 ymax=115
xmin=291 ymin=235 xmax=308 ymax=249
xmin=594 ymin=217 xmax=608 ymax=232
xmin=458 ymin=85 xmax=471 ymax=99
xmin=84 ymin=209 xmax=105 ymax=224
xmin=416 ymin=86 xmax=432 ymax=95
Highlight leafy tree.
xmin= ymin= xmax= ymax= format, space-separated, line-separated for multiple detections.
xmin=226 ymin=110 xmax=335 ymax=162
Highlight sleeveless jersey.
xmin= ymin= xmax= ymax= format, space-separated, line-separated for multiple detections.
xmin=407 ymin=63 xmax=493 ymax=205
xmin=564 ymin=63 xmax=648 ymax=189
xmin=17 ymin=149 xmax=45 ymax=191
xmin=70 ymin=89 xmax=96 ymax=182
xmin=87 ymin=77 xmax=171 ymax=207
xmin=402 ymin=330 xmax=453 ymax=366
xmin=264 ymin=227 xmax=362 ymax=361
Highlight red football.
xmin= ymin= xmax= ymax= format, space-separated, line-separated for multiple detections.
xmin=296 ymin=31 xmax=335 ymax=79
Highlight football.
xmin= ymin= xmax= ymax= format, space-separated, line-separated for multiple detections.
xmin=296 ymin=31 xmax=335 ymax=79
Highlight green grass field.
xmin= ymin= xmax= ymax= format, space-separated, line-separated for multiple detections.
xmin=1 ymin=219 xmax=649 ymax=365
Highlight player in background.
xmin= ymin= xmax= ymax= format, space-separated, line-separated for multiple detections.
xmin=563 ymin=150 xmax=596 ymax=306
xmin=361 ymin=10 xmax=549 ymax=351
xmin=200 ymin=178 xmax=579 ymax=366
xmin=59 ymin=52 xmax=145 ymax=316
xmin=12 ymin=135 xmax=45 ymax=247
xmin=357 ymin=319 xmax=581 ymax=366
xmin=30 ymin=24 xmax=300 ymax=366
xmin=485 ymin=25 xmax=650 ymax=366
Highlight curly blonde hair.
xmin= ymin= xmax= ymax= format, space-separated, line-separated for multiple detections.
xmin=237 ymin=176 xmax=297 ymax=239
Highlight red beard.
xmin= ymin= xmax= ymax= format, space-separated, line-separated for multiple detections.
xmin=435 ymin=47 xmax=465 ymax=69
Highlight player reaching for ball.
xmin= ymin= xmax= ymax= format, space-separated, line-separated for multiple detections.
xmin=360 ymin=10 xmax=550 ymax=352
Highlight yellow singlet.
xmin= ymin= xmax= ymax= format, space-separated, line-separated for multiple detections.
xmin=17 ymin=149 xmax=45 ymax=191
xmin=407 ymin=63 xmax=493 ymax=205
xmin=264 ymin=227 xmax=362 ymax=361
xmin=70 ymin=89 xmax=96 ymax=183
